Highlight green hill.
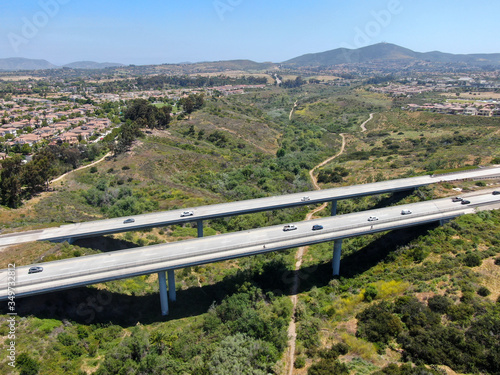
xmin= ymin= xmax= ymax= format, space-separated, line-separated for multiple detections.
xmin=284 ymin=42 xmax=500 ymax=67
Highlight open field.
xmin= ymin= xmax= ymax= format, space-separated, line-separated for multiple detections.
xmin=441 ymin=91 xmax=500 ymax=100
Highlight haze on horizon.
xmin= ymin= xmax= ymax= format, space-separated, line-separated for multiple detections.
xmin=1 ymin=0 xmax=498 ymax=66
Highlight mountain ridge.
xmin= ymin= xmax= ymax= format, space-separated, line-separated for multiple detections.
xmin=0 ymin=58 xmax=124 ymax=71
xmin=2 ymin=43 xmax=500 ymax=71
xmin=283 ymin=43 xmax=500 ymax=67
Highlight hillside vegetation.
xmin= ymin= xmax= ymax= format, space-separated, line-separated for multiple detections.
xmin=0 ymin=82 xmax=499 ymax=375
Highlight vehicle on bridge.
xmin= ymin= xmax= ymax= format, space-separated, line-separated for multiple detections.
xmin=401 ymin=209 xmax=412 ymax=215
xmin=493 ymin=191 xmax=500 ymax=195
xmin=283 ymin=224 xmax=297 ymax=231
xmin=452 ymin=197 xmax=463 ymax=202
xmin=180 ymin=211 xmax=194 ymax=217
xmin=461 ymin=200 xmax=471 ymax=205
xmin=123 ymin=218 xmax=135 ymax=224
xmin=28 ymin=266 xmax=43 ymax=274
xmin=368 ymin=216 xmax=379 ymax=221
xmin=301 ymin=196 xmax=310 ymax=202
xmin=312 ymin=224 xmax=323 ymax=230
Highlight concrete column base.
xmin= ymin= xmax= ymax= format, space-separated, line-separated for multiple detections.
xmin=332 ymin=239 xmax=343 ymax=276
xmin=158 ymin=271 xmax=169 ymax=316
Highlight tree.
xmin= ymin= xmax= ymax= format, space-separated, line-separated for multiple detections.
xmin=208 ymin=333 xmax=276 ymax=375
xmin=356 ymin=301 xmax=403 ymax=346
xmin=124 ymin=99 xmax=171 ymax=129
xmin=0 ymin=155 xmax=24 ymax=208
xmin=180 ymin=95 xmax=195 ymax=116
xmin=308 ymin=359 xmax=349 ymax=375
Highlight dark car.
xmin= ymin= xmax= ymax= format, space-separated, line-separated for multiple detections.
xmin=493 ymin=191 xmax=500 ymax=195
xmin=123 ymin=218 xmax=135 ymax=224
xmin=312 ymin=224 xmax=323 ymax=231
xmin=28 ymin=266 xmax=43 ymax=274
xmin=461 ymin=199 xmax=471 ymax=205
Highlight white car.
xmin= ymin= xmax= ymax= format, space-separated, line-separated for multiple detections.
xmin=367 ymin=216 xmax=379 ymax=221
xmin=28 ymin=266 xmax=43 ymax=274
xmin=401 ymin=209 xmax=412 ymax=215
xmin=283 ymin=224 xmax=297 ymax=231
xmin=180 ymin=211 xmax=194 ymax=217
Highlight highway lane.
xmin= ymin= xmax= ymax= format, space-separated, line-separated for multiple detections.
xmin=0 ymin=167 xmax=499 ymax=246
xmin=1 ymin=191 xmax=498 ymax=300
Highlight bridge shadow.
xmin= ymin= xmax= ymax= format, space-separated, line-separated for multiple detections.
xmin=295 ymin=222 xmax=438 ymax=292
xmin=73 ymin=235 xmax=139 ymax=252
xmin=0 ymin=279 xmax=238 ymax=327
xmin=1 ymin=222 xmax=437 ymax=326
xmin=372 ymin=189 xmax=416 ymax=210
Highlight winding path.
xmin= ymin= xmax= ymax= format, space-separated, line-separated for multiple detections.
xmin=285 ymin=112 xmax=374 ymax=374
xmin=50 ymin=152 xmax=112 ymax=184
xmin=360 ymin=113 xmax=373 ymax=133
xmin=289 ymin=101 xmax=298 ymax=121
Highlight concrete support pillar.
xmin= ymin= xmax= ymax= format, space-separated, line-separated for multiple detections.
xmin=158 ymin=271 xmax=169 ymax=316
xmin=331 ymin=200 xmax=338 ymax=216
xmin=197 ymin=220 xmax=204 ymax=238
xmin=439 ymin=218 xmax=449 ymax=226
xmin=332 ymin=239 xmax=343 ymax=276
xmin=57 ymin=237 xmax=74 ymax=244
xmin=168 ymin=269 xmax=176 ymax=302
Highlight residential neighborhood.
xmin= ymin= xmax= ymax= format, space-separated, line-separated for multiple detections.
xmin=0 ymin=99 xmax=113 ymax=150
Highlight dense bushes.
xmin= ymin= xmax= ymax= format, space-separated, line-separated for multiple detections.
xmin=82 ymin=181 xmax=158 ymax=217
xmin=95 ymin=284 xmax=292 ymax=374
xmin=355 ymin=294 xmax=500 ymax=374
xmin=316 ymin=166 xmax=349 ymax=184
xmin=356 ymin=301 xmax=403 ymax=347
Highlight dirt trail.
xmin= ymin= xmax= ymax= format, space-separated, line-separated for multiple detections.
xmin=289 ymin=101 xmax=298 ymax=121
xmin=50 ymin=152 xmax=112 ymax=184
xmin=285 ymin=134 xmax=345 ymax=374
xmin=360 ymin=113 xmax=373 ymax=132
xmin=285 ymin=112 xmax=373 ymax=374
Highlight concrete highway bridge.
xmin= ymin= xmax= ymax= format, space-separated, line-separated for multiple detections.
xmin=1 ymin=167 xmax=499 ymax=315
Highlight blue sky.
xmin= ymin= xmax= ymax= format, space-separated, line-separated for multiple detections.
xmin=0 ymin=0 xmax=499 ymax=65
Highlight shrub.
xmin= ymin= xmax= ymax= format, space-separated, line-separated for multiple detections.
xmin=363 ymin=285 xmax=378 ymax=302
xmin=477 ymin=286 xmax=491 ymax=297
xmin=462 ymin=253 xmax=482 ymax=267
xmin=356 ymin=302 xmax=403 ymax=345
xmin=17 ymin=353 xmax=40 ymax=375
xmin=294 ymin=356 xmax=306 ymax=369
xmin=427 ymin=295 xmax=453 ymax=314
xmin=90 ymin=166 xmax=98 ymax=173
xmin=308 ymin=359 xmax=349 ymax=375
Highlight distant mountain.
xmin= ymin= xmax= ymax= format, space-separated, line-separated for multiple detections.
xmin=63 ymin=61 xmax=124 ymax=69
xmin=0 ymin=58 xmax=124 ymax=71
xmin=283 ymin=43 xmax=500 ymax=67
xmin=0 ymin=57 xmax=58 ymax=71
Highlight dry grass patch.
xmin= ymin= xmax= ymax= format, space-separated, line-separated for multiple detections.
xmin=475 ymin=257 xmax=500 ymax=301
